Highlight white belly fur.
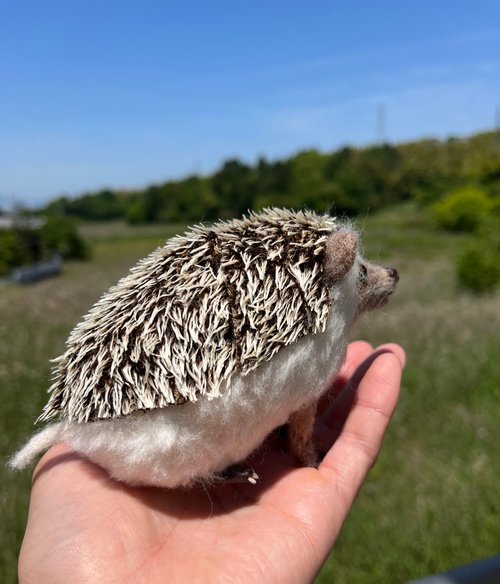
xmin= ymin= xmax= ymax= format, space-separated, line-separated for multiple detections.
xmin=61 ymin=269 xmax=358 ymax=487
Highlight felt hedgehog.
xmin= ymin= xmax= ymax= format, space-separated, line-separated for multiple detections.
xmin=10 ymin=208 xmax=398 ymax=487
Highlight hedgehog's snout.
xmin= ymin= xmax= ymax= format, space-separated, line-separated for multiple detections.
xmin=385 ymin=268 xmax=399 ymax=295
xmin=385 ymin=267 xmax=399 ymax=284
xmin=356 ymin=262 xmax=399 ymax=313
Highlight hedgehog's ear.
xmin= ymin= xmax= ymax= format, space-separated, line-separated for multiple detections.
xmin=324 ymin=229 xmax=358 ymax=283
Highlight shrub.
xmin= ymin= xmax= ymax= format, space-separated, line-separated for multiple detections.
xmin=41 ymin=216 xmax=91 ymax=260
xmin=457 ymin=219 xmax=500 ymax=292
xmin=433 ymin=186 xmax=493 ymax=232
xmin=0 ymin=231 xmax=26 ymax=276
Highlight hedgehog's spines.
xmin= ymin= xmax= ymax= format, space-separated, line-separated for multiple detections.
xmin=38 ymin=208 xmax=341 ymax=424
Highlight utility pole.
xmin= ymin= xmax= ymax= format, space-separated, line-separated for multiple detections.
xmin=495 ymin=103 xmax=500 ymax=151
xmin=377 ymin=104 xmax=386 ymax=144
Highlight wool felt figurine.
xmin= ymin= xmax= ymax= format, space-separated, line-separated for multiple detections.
xmin=10 ymin=208 xmax=399 ymax=487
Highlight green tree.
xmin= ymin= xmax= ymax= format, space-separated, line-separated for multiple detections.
xmin=41 ymin=216 xmax=90 ymax=259
xmin=126 ymin=186 xmax=166 ymax=224
xmin=152 ymin=178 xmax=217 ymax=223
xmin=212 ymin=159 xmax=255 ymax=217
xmin=0 ymin=231 xmax=26 ymax=275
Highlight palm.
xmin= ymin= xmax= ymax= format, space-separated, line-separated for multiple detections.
xmin=20 ymin=342 xmax=404 ymax=584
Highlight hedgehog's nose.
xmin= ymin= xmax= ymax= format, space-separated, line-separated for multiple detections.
xmin=386 ymin=267 xmax=399 ymax=283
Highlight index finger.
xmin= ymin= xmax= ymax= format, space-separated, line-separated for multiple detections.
xmin=319 ymin=349 xmax=404 ymax=516
xmin=317 ymin=341 xmax=374 ymax=417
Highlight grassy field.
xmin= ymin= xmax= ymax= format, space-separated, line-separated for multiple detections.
xmin=1 ymin=206 xmax=499 ymax=583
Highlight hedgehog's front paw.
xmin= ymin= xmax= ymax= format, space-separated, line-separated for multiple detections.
xmin=291 ymin=444 xmax=319 ymax=468
xmin=288 ymin=402 xmax=319 ymax=468
xmin=215 ymin=463 xmax=259 ymax=485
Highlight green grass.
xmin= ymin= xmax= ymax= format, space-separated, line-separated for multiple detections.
xmin=319 ymin=204 xmax=500 ymax=582
xmin=1 ymin=210 xmax=499 ymax=583
xmin=0 ymin=225 xmax=181 ymax=583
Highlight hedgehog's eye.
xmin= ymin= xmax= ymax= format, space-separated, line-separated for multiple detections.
xmin=358 ymin=263 xmax=368 ymax=283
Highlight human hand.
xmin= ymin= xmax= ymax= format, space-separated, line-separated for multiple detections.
xmin=19 ymin=341 xmax=405 ymax=584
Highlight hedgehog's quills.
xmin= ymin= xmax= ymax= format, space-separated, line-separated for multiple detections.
xmin=39 ymin=209 xmax=338 ymax=424
xmin=10 ymin=209 xmax=398 ymax=488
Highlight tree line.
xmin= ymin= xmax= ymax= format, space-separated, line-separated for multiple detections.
xmin=41 ymin=131 xmax=500 ymax=224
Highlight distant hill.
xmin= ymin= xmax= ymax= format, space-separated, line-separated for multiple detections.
xmin=41 ymin=131 xmax=500 ymax=223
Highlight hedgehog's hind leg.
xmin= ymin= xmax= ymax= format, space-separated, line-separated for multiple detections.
xmin=214 ymin=463 xmax=260 ymax=485
xmin=287 ymin=401 xmax=318 ymax=468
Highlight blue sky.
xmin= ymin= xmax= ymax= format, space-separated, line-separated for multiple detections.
xmin=1 ymin=1 xmax=499 ymax=207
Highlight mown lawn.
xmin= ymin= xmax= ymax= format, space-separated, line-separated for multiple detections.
xmin=1 ymin=207 xmax=499 ymax=583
